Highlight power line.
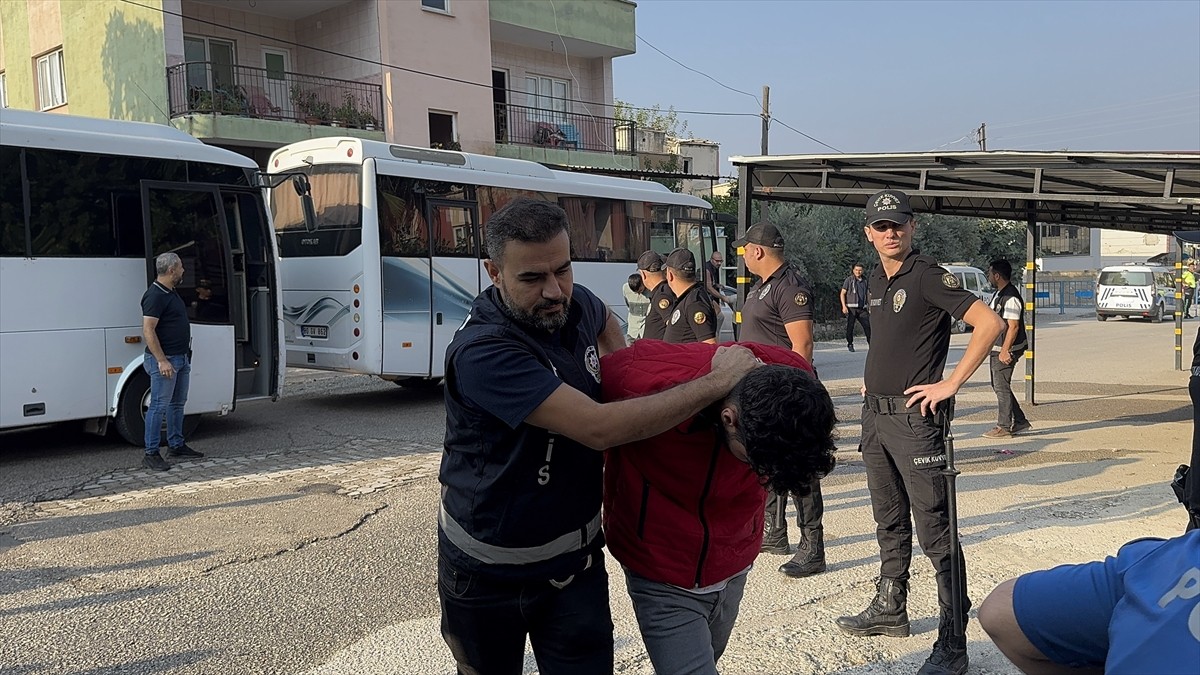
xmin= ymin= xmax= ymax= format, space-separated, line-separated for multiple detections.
xmin=633 ymin=31 xmax=842 ymax=153
xmin=635 ymin=34 xmax=762 ymax=106
xmin=118 ymin=0 xmax=760 ymax=119
xmin=772 ymin=118 xmax=844 ymax=154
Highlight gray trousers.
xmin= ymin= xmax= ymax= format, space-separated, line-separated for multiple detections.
xmin=624 ymin=568 xmax=748 ymax=675
xmin=989 ymin=351 xmax=1028 ymax=429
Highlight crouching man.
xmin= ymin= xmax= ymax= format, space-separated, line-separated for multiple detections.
xmin=601 ymin=339 xmax=838 ymax=674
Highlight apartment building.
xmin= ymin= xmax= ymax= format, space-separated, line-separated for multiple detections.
xmin=0 ymin=0 xmax=640 ymax=169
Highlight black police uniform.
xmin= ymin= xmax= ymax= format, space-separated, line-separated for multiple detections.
xmin=663 ymin=283 xmax=717 ymax=343
xmin=439 ymin=283 xmax=614 ymax=673
xmin=862 ymin=249 xmax=976 ymax=615
xmin=643 ymin=280 xmax=676 ymax=341
xmin=739 ymin=263 xmax=824 ymax=555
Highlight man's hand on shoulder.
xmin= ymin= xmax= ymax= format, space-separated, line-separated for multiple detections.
xmin=709 ymin=344 xmax=759 ymax=389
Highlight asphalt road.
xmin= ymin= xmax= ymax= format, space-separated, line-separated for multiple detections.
xmin=1 ymin=312 xmax=1194 ymax=674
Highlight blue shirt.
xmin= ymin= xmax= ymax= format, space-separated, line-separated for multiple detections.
xmin=1013 ymin=530 xmax=1200 ymax=674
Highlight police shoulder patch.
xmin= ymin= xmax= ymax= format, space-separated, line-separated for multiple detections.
xmin=794 ymin=292 xmax=809 ymax=306
xmin=693 ymin=311 xmax=707 ymax=324
xmin=670 ymin=308 xmax=681 ymax=324
xmin=658 ymin=298 xmax=670 ymax=310
xmin=942 ymin=272 xmax=961 ymax=289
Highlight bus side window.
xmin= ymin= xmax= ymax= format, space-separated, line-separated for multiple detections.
xmin=0 ymin=146 xmax=25 ymax=257
xmin=112 ymin=193 xmax=145 ymax=257
xmin=377 ymin=175 xmax=429 ymax=257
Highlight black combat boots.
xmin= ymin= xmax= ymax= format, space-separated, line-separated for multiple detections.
xmin=779 ymin=530 xmax=826 ymax=577
xmin=758 ymin=521 xmax=787 ymax=552
xmin=835 ymin=577 xmax=910 ymax=637
xmin=917 ymin=611 xmax=968 ymax=675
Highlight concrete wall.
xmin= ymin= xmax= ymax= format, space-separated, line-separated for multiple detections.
xmin=293 ymin=0 xmax=381 ymax=83
xmin=0 ymin=1 xmax=34 ymax=109
xmin=379 ymin=0 xmax=493 ymax=153
xmin=489 ymin=0 xmax=635 ymax=55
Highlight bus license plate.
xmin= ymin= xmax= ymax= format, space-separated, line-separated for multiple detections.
xmin=300 ymin=325 xmax=328 ymax=339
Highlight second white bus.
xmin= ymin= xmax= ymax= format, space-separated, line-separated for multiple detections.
xmin=268 ymin=137 xmax=717 ymax=386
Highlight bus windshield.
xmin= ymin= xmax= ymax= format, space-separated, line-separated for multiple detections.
xmin=272 ymin=164 xmax=361 ymax=232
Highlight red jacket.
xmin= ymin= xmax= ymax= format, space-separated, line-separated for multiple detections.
xmin=600 ymin=340 xmax=812 ymax=588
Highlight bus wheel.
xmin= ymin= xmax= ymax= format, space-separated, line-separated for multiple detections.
xmin=391 ymin=377 xmax=443 ymax=389
xmin=113 ymin=372 xmax=202 ymax=446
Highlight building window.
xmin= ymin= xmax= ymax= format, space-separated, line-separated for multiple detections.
xmin=429 ymin=111 xmax=457 ymax=149
xmin=0 ymin=72 xmax=7 ymax=108
xmin=421 ymin=0 xmax=449 ymax=13
xmin=525 ymin=75 xmax=569 ymax=120
xmin=1038 ymin=223 xmax=1090 ymax=257
xmin=36 ymin=49 xmax=67 ymax=110
xmin=183 ymin=36 xmax=237 ymax=93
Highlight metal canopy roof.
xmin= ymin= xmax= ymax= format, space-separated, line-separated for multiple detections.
xmin=730 ymin=151 xmax=1200 ymax=234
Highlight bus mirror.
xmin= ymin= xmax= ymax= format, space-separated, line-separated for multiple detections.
xmin=291 ymin=173 xmax=311 ymax=197
xmin=301 ymin=193 xmax=318 ymax=234
xmin=289 ymin=174 xmax=318 ymax=233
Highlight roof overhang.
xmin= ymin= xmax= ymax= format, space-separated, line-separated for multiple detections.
xmin=730 ymin=151 xmax=1200 ymax=235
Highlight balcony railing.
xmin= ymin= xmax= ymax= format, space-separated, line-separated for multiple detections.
xmin=495 ymin=101 xmax=635 ymax=155
xmin=167 ymin=62 xmax=384 ymax=131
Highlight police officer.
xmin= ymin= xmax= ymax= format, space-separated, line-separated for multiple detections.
xmin=836 ymin=189 xmax=1003 ymax=675
xmin=735 ymin=222 xmax=824 ymax=577
xmin=663 ymin=248 xmax=718 ymax=344
xmin=440 ymin=199 xmax=758 ymax=675
xmin=639 ymin=250 xmax=673 ymax=341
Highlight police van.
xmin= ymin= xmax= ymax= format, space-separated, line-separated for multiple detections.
xmin=1095 ymin=263 xmax=1176 ymax=322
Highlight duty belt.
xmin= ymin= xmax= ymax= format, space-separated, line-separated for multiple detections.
xmin=864 ymin=394 xmax=916 ymax=415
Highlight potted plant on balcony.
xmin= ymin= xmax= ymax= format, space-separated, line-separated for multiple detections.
xmin=290 ymin=85 xmax=325 ymax=125
xmin=331 ymin=92 xmax=361 ymax=128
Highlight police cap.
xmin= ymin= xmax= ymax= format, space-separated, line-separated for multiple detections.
xmin=637 ymin=250 xmax=664 ymax=272
xmin=865 ymin=189 xmax=914 ymax=226
xmin=665 ymin=247 xmax=696 ymax=273
xmin=733 ymin=222 xmax=785 ymax=249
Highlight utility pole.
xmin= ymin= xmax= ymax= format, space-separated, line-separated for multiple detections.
xmin=977 ymin=122 xmax=987 ymax=151
xmin=759 ymin=85 xmax=770 ymax=222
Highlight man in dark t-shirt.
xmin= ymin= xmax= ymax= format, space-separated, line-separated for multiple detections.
xmin=140 ymin=252 xmax=204 ymax=471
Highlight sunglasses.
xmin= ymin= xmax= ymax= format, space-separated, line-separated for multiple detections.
xmin=869 ymin=219 xmax=911 ymax=232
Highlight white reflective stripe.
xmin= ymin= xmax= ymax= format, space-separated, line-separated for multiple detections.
xmin=439 ymin=504 xmax=601 ymax=565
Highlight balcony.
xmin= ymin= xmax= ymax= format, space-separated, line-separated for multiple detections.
xmin=494 ymin=99 xmax=637 ymax=170
xmin=166 ymin=62 xmax=385 ymax=148
xmin=490 ymin=0 xmax=635 ymax=58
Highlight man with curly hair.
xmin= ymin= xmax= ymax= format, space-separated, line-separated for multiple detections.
xmin=600 ymin=339 xmax=837 ymax=673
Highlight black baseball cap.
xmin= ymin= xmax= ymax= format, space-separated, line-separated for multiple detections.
xmin=637 ymin=250 xmax=664 ymax=272
xmin=733 ymin=222 xmax=785 ymax=248
xmin=865 ymin=189 xmax=914 ymax=226
xmin=665 ymin=247 xmax=696 ymax=272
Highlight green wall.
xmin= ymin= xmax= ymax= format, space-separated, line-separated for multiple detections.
xmin=1 ymin=1 xmax=34 ymax=109
xmin=495 ymin=142 xmax=637 ymax=171
xmin=67 ymin=0 xmax=169 ymax=123
xmin=490 ymin=0 xmax=635 ymax=54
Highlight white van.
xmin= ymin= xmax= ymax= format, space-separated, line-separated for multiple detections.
xmin=1095 ymin=264 xmax=1176 ymax=322
xmin=940 ymin=264 xmax=995 ymax=333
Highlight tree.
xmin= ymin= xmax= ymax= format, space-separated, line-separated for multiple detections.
xmin=614 ymin=99 xmax=690 ymax=138
xmin=703 ymin=182 xmax=738 ymax=216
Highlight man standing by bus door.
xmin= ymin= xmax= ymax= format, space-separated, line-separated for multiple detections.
xmin=836 ymin=189 xmax=1003 ymax=675
xmin=735 ymin=222 xmax=825 ymax=577
xmin=140 ymin=252 xmax=205 ymax=471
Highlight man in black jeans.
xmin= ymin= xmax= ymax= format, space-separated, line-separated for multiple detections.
xmin=840 ymin=263 xmax=871 ymax=352
xmin=983 ymin=259 xmax=1031 ymax=439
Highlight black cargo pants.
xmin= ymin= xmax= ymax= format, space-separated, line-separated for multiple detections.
xmin=860 ymin=395 xmax=967 ymax=612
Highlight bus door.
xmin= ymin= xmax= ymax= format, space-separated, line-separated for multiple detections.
xmin=140 ymin=182 xmax=236 ymax=413
xmin=220 ymin=188 xmax=281 ymax=400
xmin=427 ymin=199 xmax=481 ymax=378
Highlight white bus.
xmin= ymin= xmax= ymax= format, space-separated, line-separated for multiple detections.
xmin=268 ymin=137 xmax=717 ymax=386
xmin=0 ymin=109 xmax=284 ymax=444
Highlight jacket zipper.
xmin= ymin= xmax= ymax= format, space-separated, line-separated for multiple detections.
xmin=693 ymin=434 xmax=722 ymax=587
